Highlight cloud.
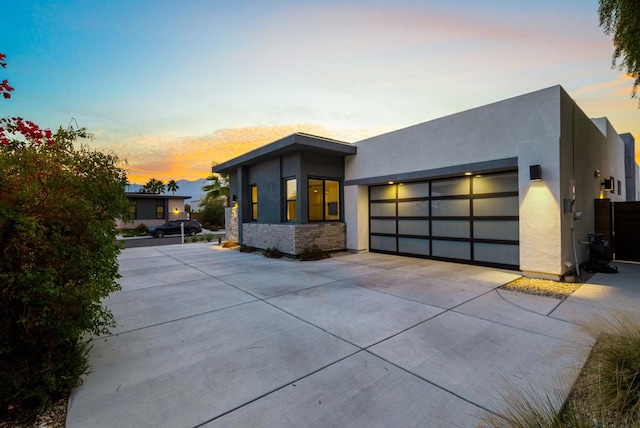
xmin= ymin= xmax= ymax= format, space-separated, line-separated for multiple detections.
xmin=101 ymin=123 xmax=386 ymax=184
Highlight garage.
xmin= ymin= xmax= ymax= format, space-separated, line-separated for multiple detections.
xmin=369 ymin=170 xmax=519 ymax=269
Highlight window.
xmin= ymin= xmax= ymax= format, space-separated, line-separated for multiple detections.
xmin=250 ymin=185 xmax=258 ymax=221
xmin=618 ymin=180 xmax=621 ymax=196
xmin=285 ymin=178 xmax=297 ymax=221
xmin=129 ymin=200 xmax=137 ymax=219
xmin=308 ymin=179 xmax=340 ymax=221
xmin=155 ymin=200 xmax=164 ymax=219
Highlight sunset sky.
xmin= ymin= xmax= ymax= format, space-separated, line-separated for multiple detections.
xmin=2 ymin=0 xmax=638 ymax=183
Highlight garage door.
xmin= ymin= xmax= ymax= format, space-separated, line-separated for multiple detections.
xmin=369 ymin=171 xmax=519 ymax=269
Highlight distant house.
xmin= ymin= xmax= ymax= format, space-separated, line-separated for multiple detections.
xmin=214 ymin=85 xmax=638 ymax=279
xmin=117 ymin=193 xmax=191 ymax=229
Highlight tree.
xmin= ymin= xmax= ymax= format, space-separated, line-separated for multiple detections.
xmin=166 ymin=179 xmax=179 ymax=195
xmin=140 ymin=178 xmax=166 ymax=194
xmin=203 ymin=173 xmax=229 ymax=202
xmin=599 ymin=0 xmax=640 ymax=105
xmin=0 ymin=52 xmax=129 ymax=421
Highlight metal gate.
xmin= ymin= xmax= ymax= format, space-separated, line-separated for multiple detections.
xmin=594 ymin=199 xmax=640 ymax=262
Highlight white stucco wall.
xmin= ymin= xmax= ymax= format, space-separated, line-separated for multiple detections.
xmin=344 ymin=85 xmax=629 ymax=278
xmin=346 ymin=85 xmax=565 ymax=276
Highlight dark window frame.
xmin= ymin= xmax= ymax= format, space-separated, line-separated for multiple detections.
xmin=155 ymin=200 xmax=164 ymax=220
xmin=284 ymin=177 xmax=297 ymax=222
xmin=308 ymin=177 xmax=341 ymax=222
xmin=250 ymin=184 xmax=258 ymax=221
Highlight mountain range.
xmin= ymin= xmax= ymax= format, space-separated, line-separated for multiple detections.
xmin=126 ymin=178 xmax=210 ymax=202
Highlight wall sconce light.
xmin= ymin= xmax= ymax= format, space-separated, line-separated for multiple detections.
xmin=602 ymin=178 xmax=614 ymax=192
xmin=232 ymin=194 xmax=238 ymax=202
xmin=529 ymin=165 xmax=542 ymax=181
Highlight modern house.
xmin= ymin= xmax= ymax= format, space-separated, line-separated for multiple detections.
xmin=116 ymin=193 xmax=191 ymax=229
xmin=214 ymin=85 xmax=638 ymax=279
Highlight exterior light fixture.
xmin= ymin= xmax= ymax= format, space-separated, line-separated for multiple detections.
xmin=602 ymin=178 xmax=614 ymax=191
xmin=529 ymin=165 xmax=542 ymax=181
xmin=464 ymin=172 xmax=472 ymax=176
xmin=388 ymin=181 xmax=394 ymax=184
xmin=232 ymin=194 xmax=237 ymax=202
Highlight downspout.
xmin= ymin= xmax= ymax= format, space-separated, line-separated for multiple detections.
xmin=571 ymin=102 xmax=581 ymax=277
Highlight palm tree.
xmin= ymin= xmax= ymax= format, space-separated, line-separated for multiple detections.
xmin=153 ymin=179 xmax=165 ymax=194
xmin=203 ymin=173 xmax=229 ymax=201
xmin=166 ymin=179 xmax=179 ymax=195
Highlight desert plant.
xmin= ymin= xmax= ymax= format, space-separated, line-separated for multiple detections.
xmin=263 ymin=247 xmax=282 ymax=258
xmin=300 ymin=245 xmax=329 ymax=261
xmin=206 ymin=234 xmax=213 ymax=242
xmin=479 ymin=307 xmax=640 ymax=427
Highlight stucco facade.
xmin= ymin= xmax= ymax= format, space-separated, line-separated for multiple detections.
xmin=117 ymin=193 xmax=191 ymax=229
xmin=216 ymin=85 xmax=636 ymax=278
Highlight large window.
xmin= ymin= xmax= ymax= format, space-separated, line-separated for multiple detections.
xmin=309 ymin=179 xmax=340 ymax=221
xmin=129 ymin=200 xmax=137 ymax=220
xmin=285 ymin=178 xmax=297 ymax=221
xmin=250 ymin=185 xmax=258 ymax=221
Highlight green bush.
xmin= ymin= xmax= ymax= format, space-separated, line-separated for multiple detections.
xmin=134 ymin=223 xmax=147 ymax=235
xmin=206 ymin=234 xmax=213 ymax=242
xmin=263 ymin=247 xmax=282 ymax=258
xmin=0 ymin=126 xmax=129 ymax=421
xmin=300 ymin=245 xmax=330 ymax=261
xmin=199 ymin=196 xmax=225 ymax=229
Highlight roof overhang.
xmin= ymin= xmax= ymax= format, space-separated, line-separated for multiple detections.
xmin=212 ymin=133 xmax=356 ymax=174
xmin=125 ymin=193 xmax=191 ymax=200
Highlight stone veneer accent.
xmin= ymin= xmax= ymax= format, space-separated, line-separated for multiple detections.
xmin=242 ymin=222 xmax=346 ymax=255
xmin=224 ymin=206 xmax=239 ymax=242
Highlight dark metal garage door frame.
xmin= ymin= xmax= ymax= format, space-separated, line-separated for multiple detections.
xmin=369 ymin=171 xmax=519 ymax=270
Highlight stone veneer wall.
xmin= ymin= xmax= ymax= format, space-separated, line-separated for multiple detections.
xmin=224 ymin=206 xmax=239 ymax=242
xmin=242 ymin=222 xmax=346 ymax=255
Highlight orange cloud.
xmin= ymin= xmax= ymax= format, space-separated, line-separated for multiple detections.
xmin=102 ymin=124 xmax=385 ymax=184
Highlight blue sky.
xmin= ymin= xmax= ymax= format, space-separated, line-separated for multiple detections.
xmin=2 ymin=0 xmax=637 ymax=182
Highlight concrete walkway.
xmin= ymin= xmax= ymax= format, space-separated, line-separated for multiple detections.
xmin=66 ymin=245 xmax=640 ymax=427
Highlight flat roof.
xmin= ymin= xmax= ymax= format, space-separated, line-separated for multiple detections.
xmin=213 ymin=132 xmax=356 ymax=174
xmin=125 ymin=193 xmax=191 ymax=200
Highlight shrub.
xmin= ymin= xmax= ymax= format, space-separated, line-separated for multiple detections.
xmin=206 ymin=234 xmax=213 ymax=242
xmin=0 ymin=125 xmax=129 ymax=421
xmin=134 ymin=223 xmax=147 ymax=235
xmin=300 ymin=245 xmax=329 ymax=261
xmin=239 ymin=244 xmax=256 ymax=253
xmin=263 ymin=247 xmax=282 ymax=258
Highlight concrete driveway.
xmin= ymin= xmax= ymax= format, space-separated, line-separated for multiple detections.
xmin=66 ymin=244 xmax=639 ymax=427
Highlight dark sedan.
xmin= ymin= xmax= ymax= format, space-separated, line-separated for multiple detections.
xmin=147 ymin=219 xmax=202 ymax=238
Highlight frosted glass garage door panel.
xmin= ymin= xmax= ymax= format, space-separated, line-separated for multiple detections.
xmin=370 ymin=202 xmax=396 ymax=217
xmin=370 ymin=219 xmax=396 ymax=234
xmin=473 ymin=172 xmax=518 ymax=194
xmin=370 ymin=236 xmax=397 ymax=252
xmin=431 ymin=199 xmax=470 ymax=217
xmin=397 ymin=182 xmax=429 ymax=199
xmin=474 ymin=243 xmax=519 ymax=266
xmin=474 ymin=221 xmax=519 ymax=241
xmin=398 ymin=220 xmax=429 ymax=236
xmin=370 ymin=185 xmax=396 ymax=200
xmin=432 ymin=220 xmax=470 ymax=238
xmin=473 ymin=197 xmax=519 ymax=216
xmin=432 ymin=178 xmax=469 ymax=196
xmin=432 ymin=240 xmax=471 ymax=260
xmin=398 ymin=201 xmax=429 ymax=217
xmin=399 ymin=238 xmax=430 ymax=256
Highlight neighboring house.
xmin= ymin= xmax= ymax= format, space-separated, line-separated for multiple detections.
xmin=117 ymin=193 xmax=191 ymax=229
xmin=214 ymin=85 xmax=638 ymax=279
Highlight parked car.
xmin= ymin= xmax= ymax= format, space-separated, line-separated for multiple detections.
xmin=147 ymin=219 xmax=202 ymax=238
